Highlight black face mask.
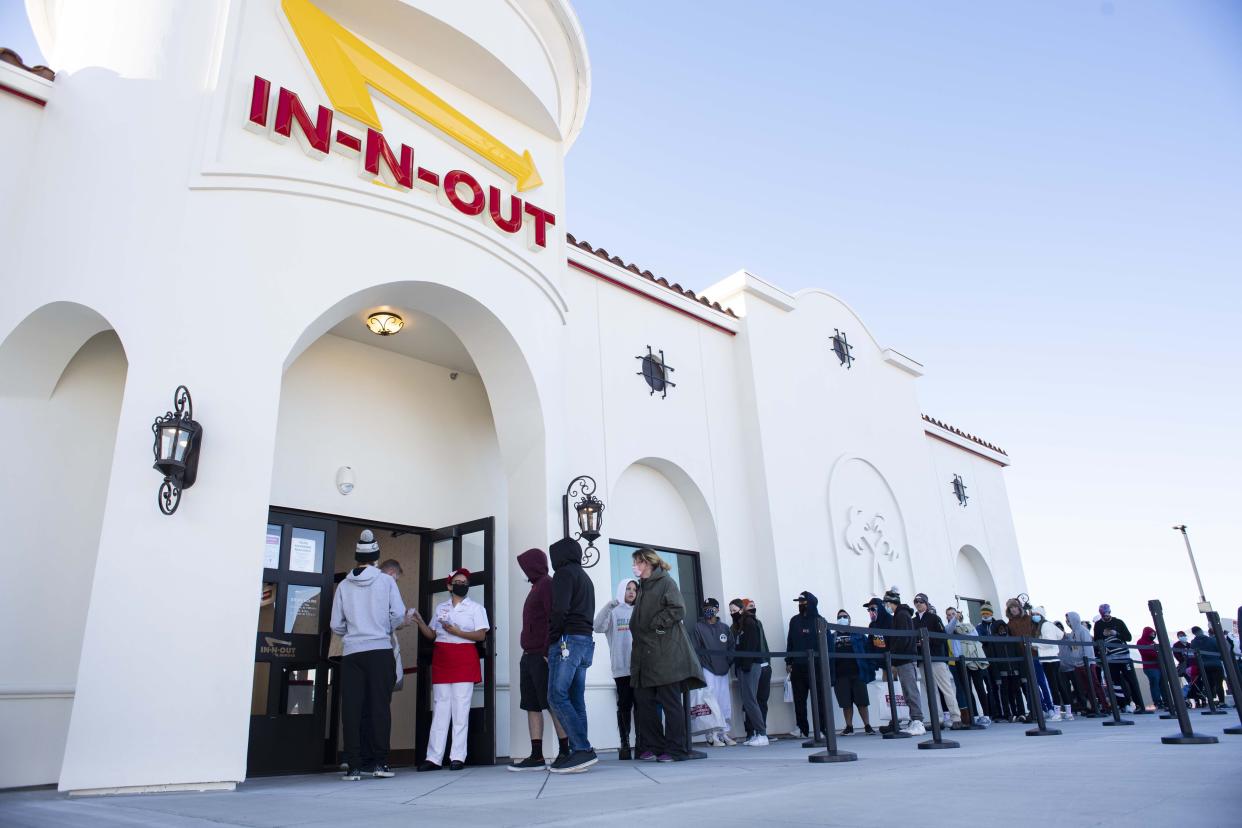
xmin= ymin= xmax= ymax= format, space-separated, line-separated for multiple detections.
xmin=452 ymin=583 xmax=469 ymax=597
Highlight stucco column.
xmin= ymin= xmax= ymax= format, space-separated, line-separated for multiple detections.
xmin=59 ymin=348 xmax=282 ymax=794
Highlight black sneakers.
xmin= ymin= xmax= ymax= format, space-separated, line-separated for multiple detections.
xmin=341 ymin=767 xmax=362 ymax=781
xmin=449 ymin=760 xmax=465 ymax=771
xmin=365 ymin=765 xmax=394 ymax=778
xmin=417 ymin=761 xmax=442 ymax=772
xmin=549 ymin=749 xmax=598 ymax=774
xmin=507 ymin=755 xmax=548 ymax=772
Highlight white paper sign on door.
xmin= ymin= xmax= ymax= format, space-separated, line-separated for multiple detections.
xmin=290 ymin=536 xmax=318 ymax=573
xmin=264 ymin=532 xmax=280 ymax=569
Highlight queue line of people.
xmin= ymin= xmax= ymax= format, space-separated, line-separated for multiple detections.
xmin=330 ymin=529 xmax=1238 ymax=781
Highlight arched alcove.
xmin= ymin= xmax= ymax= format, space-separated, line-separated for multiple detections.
xmin=0 ymin=304 xmax=128 ymax=788
xmin=955 ymin=544 xmax=999 ymax=614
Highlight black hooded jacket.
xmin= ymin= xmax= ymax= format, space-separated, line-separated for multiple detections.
xmin=786 ymin=591 xmax=824 ymax=668
xmin=548 ymin=537 xmax=594 ymax=640
xmin=867 ymin=603 xmax=894 ymax=657
xmin=887 ymin=602 xmax=916 ymax=657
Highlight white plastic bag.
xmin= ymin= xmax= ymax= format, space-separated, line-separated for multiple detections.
xmin=783 ymin=674 xmax=794 ymax=704
xmin=688 ymin=685 xmax=724 ymax=734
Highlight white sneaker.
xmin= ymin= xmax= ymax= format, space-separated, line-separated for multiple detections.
xmin=788 ymin=728 xmax=805 ymax=738
xmin=905 ymin=720 xmax=926 ymax=736
xmin=1062 ymin=708 xmax=1075 ymax=721
xmin=977 ymin=716 xmax=992 ymax=725
xmin=745 ymin=734 xmax=769 ymax=746
xmin=1047 ymin=709 xmax=1062 ymax=722
xmin=720 ymin=733 xmax=737 ymax=746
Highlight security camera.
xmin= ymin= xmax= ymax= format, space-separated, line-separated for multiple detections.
xmin=449 ymin=372 xmax=459 ymax=380
xmin=335 ymin=466 xmax=355 ymax=495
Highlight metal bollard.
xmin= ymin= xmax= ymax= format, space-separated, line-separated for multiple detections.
xmin=1095 ymin=641 xmax=1133 ymax=727
xmin=1159 ymin=656 xmax=1180 ymax=720
xmin=802 ymin=648 xmax=826 ymax=748
xmin=955 ymin=649 xmax=985 ymax=729
xmin=1148 ymin=599 xmax=1217 ymax=744
xmin=882 ymin=651 xmax=910 ymax=739
xmin=1193 ymin=648 xmax=1225 ymax=716
xmin=916 ymin=628 xmax=958 ymax=749
xmin=1021 ymin=637 xmax=1060 ymax=736
xmin=808 ymin=621 xmax=857 ymax=763
xmin=1206 ymin=611 xmax=1242 ymax=735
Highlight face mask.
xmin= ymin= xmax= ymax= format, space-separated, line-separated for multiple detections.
xmin=632 ymin=564 xmax=643 ymax=578
xmin=1178 ymin=636 xmax=1187 ymax=643
xmin=838 ymin=616 xmax=849 ymax=625
xmin=705 ymin=608 xmax=718 ymax=619
xmin=981 ymin=615 xmax=992 ymax=622
xmin=730 ymin=610 xmax=741 ymax=620
xmin=1032 ymin=615 xmax=1043 ymax=623
xmin=451 ymin=583 xmax=469 ymax=597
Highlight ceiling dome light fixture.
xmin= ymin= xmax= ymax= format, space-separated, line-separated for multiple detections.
xmin=366 ymin=311 xmax=404 ymax=336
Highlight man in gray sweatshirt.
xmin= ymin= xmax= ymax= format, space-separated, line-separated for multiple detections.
xmin=330 ymin=529 xmax=406 ymax=780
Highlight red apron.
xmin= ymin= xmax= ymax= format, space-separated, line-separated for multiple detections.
xmin=431 ymin=641 xmax=481 ymax=684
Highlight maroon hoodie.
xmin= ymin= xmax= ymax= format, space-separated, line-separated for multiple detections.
xmin=518 ymin=548 xmax=553 ymax=653
xmin=1138 ymin=627 xmax=1159 ymax=670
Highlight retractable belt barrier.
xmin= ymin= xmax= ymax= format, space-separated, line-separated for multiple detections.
xmin=692 ymin=600 xmax=1236 ymax=764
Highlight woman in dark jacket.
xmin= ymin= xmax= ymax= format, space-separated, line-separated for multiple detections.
xmin=629 ymin=548 xmax=705 ymax=761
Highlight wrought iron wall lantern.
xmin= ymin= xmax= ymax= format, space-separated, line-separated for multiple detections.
xmin=562 ymin=475 xmax=605 ymax=568
xmin=151 ymin=385 xmax=203 ymax=515
xmin=951 ymin=473 xmax=969 ymax=507
xmin=831 ymin=328 xmax=854 ymax=369
xmin=636 ymin=346 xmax=675 ymax=398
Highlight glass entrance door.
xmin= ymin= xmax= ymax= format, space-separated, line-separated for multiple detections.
xmin=415 ymin=517 xmax=495 ymax=765
xmin=248 ymin=511 xmax=337 ymax=775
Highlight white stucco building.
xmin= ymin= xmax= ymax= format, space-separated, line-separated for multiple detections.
xmin=0 ymin=0 xmax=1026 ymax=794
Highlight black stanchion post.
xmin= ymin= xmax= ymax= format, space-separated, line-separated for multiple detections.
xmin=881 ymin=651 xmax=910 ymax=740
xmin=1206 ymin=611 xmax=1242 ymax=735
xmin=802 ymin=648 xmax=826 ymax=748
xmin=916 ymin=628 xmax=958 ymax=749
xmin=1095 ymin=641 xmax=1133 ymax=727
xmin=808 ymin=622 xmax=856 ymax=763
xmin=1148 ymin=599 xmax=1216 ymax=744
xmin=1193 ymin=648 xmax=1225 ymax=716
xmin=1021 ymin=637 xmax=1060 ymax=736
xmin=955 ymin=649 xmax=985 ymax=729
xmin=1159 ymin=654 xmax=1180 ymax=720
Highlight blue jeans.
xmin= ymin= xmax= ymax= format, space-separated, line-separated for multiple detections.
xmin=548 ymin=635 xmax=594 ymax=753
xmin=1144 ymin=667 xmax=1165 ymax=707
xmin=1032 ymin=661 xmax=1054 ymax=711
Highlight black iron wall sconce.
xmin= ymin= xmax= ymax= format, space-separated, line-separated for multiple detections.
xmin=151 ymin=385 xmax=203 ymax=515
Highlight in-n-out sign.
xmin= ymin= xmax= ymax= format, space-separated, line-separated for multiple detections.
xmin=244 ymin=0 xmax=556 ymax=249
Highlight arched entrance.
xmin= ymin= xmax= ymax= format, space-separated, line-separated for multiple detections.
xmin=0 ymin=302 xmax=128 ymax=789
xmin=954 ymin=544 xmax=999 ymax=624
xmin=248 ymin=281 xmax=545 ymax=774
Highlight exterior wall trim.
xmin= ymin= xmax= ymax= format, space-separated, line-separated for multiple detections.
xmin=567 ymin=258 xmax=738 ymax=336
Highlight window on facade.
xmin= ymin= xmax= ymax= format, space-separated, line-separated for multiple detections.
xmin=635 ymin=346 xmax=676 ymax=398
xmin=608 ymin=540 xmax=703 ymax=614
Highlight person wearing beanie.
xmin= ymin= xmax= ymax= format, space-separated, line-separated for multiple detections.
xmin=974 ymin=601 xmax=1005 ymax=721
xmin=595 ymin=577 xmax=644 ymax=756
xmin=509 ymin=548 xmax=569 ymax=771
xmin=785 ymin=591 xmax=827 ymax=739
xmin=410 ymin=567 xmax=490 ymax=771
xmin=1004 ymin=597 xmax=1041 ymax=721
xmin=330 ymin=529 xmax=408 ymax=781
xmin=691 ymin=597 xmax=737 ymax=746
xmin=877 ymin=588 xmax=926 ymax=735
xmin=911 ymin=593 xmax=967 ymax=730
xmin=545 ymin=536 xmax=598 ymax=773
xmin=729 ymin=598 xmax=769 ymax=745
xmin=1092 ymin=603 xmax=1146 ymax=713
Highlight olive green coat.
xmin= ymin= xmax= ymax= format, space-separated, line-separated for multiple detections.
xmin=629 ymin=567 xmax=706 ymax=690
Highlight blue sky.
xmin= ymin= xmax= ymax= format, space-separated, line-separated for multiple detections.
xmin=3 ymin=1 xmax=1239 ymax=635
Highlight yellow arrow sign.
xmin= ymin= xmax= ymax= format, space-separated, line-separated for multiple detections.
xmin=282 ymin=0 xmax=542 ymax=192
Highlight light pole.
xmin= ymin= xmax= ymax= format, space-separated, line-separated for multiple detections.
xmin=1172 ymin=525 xmax=1212 ymax=613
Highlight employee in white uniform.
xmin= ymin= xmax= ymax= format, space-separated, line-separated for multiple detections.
xmin=411 ymin=567 xmax=489 ymax=771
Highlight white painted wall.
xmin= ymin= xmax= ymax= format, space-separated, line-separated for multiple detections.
xmin=0 ymin=332 xmax=126 ymax=789
xmin=0 ymin=0 xmax=1028 ymax=790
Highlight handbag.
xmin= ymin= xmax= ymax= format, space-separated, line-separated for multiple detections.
xmin=688 ymin=685 xmax=724 ymax=734
xmin=782 ymin=673 xmax=794 ymax=704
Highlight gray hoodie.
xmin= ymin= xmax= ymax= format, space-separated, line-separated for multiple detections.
xmin=593 ymin=580 xmax=636 ymax=678
xmin=330 ymin=565 xmax=406 ymax=656
xmin=1058 ymin=611 xmax=1094 ymax=670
